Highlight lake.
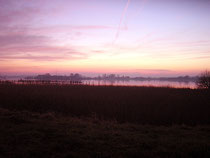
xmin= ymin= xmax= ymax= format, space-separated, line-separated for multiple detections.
xmin=82 ymin=80 xmax=196 ymax=89
xmin=1 ymin=78 xmax=197 ymax=89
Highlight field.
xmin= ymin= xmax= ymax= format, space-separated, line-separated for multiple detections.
xmin=0 ymin=83 xmax=210 ymax=157
xmin=0 ymin=83 xmax=209 ymax=124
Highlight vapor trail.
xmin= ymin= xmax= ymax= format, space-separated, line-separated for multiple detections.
xmin=113 ymin=0 xmax=131 ymax=44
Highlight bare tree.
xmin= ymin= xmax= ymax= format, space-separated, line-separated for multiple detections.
xmin=197 ymin=70 xmax=210 ymax=89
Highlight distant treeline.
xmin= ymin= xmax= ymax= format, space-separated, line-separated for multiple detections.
xmin=0 ymin=76 xmax=6 ymax=79
xmin=26 ymin=73 xmax=83 ymax=81
xmin=25 ymin=73 xmax=198 ymax=82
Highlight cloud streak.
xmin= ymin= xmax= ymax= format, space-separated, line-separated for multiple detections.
xmin=0 ymin=32 xmax=89 ymax=61
xmin=0 ymin=53 xmax=88 ymax=61
xmin=136 ymin=68 xmax=174 ymax=73
xmin=0 ymin=48 xmax=89 ymax=61
xmin=0 ymin=34 xmax=49 ymax=47
xmin=113 ymin=0 xmax=131 ymax=44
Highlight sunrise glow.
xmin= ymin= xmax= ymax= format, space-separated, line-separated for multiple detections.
xmin=0 ymin=0 xmax=210 ymax=76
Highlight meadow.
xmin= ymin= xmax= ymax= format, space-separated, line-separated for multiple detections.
xmin=0 ymin=82 xmax=209 ymax=157
xmin=0 ymin=82 xmax=209 ymax=125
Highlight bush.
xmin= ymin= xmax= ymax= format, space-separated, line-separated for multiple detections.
xmin=197 ymin=70 xmax=210 ymax=89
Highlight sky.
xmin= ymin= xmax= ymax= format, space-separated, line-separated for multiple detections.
xmin=0 ymin=0 xmax=210 ymax=77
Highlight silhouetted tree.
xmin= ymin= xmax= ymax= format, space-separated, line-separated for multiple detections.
xmin=197 ymin=70 xmax=210 ymax=89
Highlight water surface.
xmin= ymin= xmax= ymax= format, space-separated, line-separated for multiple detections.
xmin=83 ymin=80 xmax=196 ymax=89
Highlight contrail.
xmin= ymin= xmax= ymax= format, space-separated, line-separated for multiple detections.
xmin=113 ymin=0 xmax=131 ymax=44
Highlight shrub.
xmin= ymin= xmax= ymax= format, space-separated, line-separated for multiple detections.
xmin=197 ymin=70 xmax=210 ymax=89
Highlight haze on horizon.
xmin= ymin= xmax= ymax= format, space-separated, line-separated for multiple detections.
xmin=0 ymin=0 xmax=210 ymax=77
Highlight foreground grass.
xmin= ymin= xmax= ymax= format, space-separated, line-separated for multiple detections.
xmin=0 ymin=83 xmax=209 ymax=157
xmin=0 ymin=108 xmax=210 ymax=158
xmin=0 ymin=83 xmax=209 ymax=124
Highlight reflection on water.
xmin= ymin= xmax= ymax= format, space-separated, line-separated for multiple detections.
xmin=1 ymin=78 xmax=197 ymax=89
xmin=83 ymin=80 xmax=196 ymax=89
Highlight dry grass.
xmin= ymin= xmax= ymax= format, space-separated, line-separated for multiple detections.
xmin=0 ymin=108 xmax=209 ymax=158
xmin=0 ymin=83 xmax=210 ymax=157
xmin=0 ymin=83 xmax=209 ymax=125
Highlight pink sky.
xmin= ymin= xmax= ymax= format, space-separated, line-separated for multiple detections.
xmin=0 ymin=0 xmax=210 ymax=77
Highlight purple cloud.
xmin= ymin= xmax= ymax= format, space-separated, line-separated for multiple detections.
xmin=0 ymin=53 xmax=88 ymax=61
xmin=0 ymin=34 xmax=49 ymax=47
xmin=136 ymin=69 xmax=174 ymax=73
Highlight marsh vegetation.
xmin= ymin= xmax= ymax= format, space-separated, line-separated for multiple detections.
xmin=0 ymin=82 xmax=209 ymax=157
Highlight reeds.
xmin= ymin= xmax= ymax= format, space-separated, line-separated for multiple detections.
xmin=0 ymin=82 xmax=209 ymax=125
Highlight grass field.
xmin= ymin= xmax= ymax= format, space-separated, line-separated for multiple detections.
xmin=0 ymin=108 xmax=210 ymax=158
xmin=0 ymin=83 xmax=209 ymax=157
xmin=0 ymin=83 xmax=209 ymax=124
